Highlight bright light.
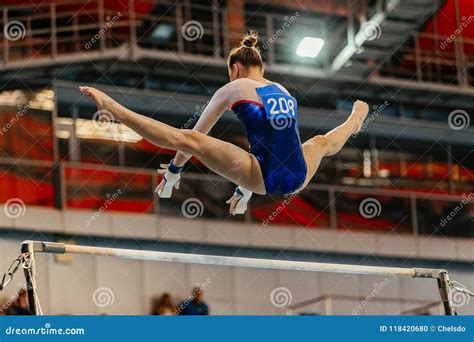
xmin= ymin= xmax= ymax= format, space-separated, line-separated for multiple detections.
xmin=296 ymin=37 xmax=325 ymax=58
xmin=56 ymin=117 xmax=143 ymax=143
xmin=151 ymin=24 xmax=174 ymax=42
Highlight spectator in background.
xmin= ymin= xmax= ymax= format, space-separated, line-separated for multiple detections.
xmin=176 ymin=287 xmax=209 ymax=315
xmin=6 ymin=289 xmax=32 ymax=315
xmin=150 ymin=293 xmax=175 ymax=315
xmin=0 ymin=297 xmax=7 ymax=315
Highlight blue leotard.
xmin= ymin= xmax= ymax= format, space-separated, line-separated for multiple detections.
xmin=231 ymin=84 xmax=307 ymax=195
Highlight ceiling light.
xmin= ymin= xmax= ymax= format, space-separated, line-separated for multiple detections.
xmin=296 ymin=37 xmax=325 ymax=58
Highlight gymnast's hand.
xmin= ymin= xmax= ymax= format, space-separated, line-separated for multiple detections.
xmin=226 ymin=186 xmax=252 ymax=215
xmin=156 ymin=161 xmax=182 ymax=198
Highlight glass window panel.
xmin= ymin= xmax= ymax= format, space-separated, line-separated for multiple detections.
xmin=417 ymin=197 xmax=474 ymax=238
xmin=0 ymin=163 xmax=55 ymax=207
xmin=79 ymin=140 xmax=119 ymax=165
xmin=123 ymin=140 xmax=172 ymax=169
xmin=250 ymin=189 xmax=331 ymax=228
xmin=451 ymin=144 xmax=474 ymax=194
xmin=335 ymin=192 xmax=413 ymax=233
xmin=65 ymin=167 xmax=153 ymax=213
xmin=376 ymin=137 xmax=450 ymax=193
xmin=0 ymin=106 xmax=53 ymax=161
xmin=158 ymin=177 xmax=243 ymax=221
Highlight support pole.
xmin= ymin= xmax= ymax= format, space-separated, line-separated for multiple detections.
xmin=21 ymin=242 xmax=40 ymax=316
xmin=437 ymin=270 xmax=455 ymax=315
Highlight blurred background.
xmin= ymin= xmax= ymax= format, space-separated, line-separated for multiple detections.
xmin=0 ymin=0 xmax=472 ymax=316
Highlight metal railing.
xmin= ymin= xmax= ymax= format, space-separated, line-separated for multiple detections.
xmin=287 ymin=294 xmax=445 ymax=315
xmin=382 ymin=31 xmax=474 ymax=87
xmin=1 ymin=156 xmax=472 ymax=237
xmin=1 ymin=0 xmax=472 ymax=88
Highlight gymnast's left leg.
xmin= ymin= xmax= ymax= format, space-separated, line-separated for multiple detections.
xmin=298 ymin=100 xmax=369 ymax=190
xmin=79 ymin=86 xmax=267 ymax=195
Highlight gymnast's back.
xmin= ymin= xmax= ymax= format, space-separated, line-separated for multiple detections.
xmin=224 ymin=78 xmax=307 ymax=194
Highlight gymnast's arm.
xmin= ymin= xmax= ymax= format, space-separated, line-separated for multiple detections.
xmin=171 ymin=84 xmax=230 ymax=167
xmin=155 ymin=84 xmax=230 ymax=197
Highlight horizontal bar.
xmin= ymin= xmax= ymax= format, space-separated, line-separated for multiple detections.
xmin=24 ymin=241 xmax=442 ymax=279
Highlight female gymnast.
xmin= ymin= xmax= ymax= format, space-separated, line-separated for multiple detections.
xmin=80 ymin=31 xmax=369 ymax=215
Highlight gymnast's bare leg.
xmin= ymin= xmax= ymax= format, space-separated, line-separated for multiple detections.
xmin=299 ymin=100 xmax=369 ymax=190
xmin=79 ymin=86 xmax=267 ymax=195
xmin=79 ymin=87 xmax=367 ymax=196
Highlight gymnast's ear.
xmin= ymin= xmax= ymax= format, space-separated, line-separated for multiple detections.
xmin=235 ymin=63 xmax=242 ymax=78
xmin=229 ymin=62 xmax=242 ymax=81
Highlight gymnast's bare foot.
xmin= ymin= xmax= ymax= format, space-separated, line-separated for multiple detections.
xmin=350 ymin=100 xmax=369 ymax=134
xmin=79 ymin=86 xmax=120 ymax=121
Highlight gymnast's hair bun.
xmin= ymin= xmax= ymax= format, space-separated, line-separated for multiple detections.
xmin=228 ymin=30 xmax=263 ymax=69
xmin=241 ymin=30 xmax=258 ymax=48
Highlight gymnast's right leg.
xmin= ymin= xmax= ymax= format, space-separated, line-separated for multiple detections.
xmin=79 ymin=86 xmax=267 ymax=195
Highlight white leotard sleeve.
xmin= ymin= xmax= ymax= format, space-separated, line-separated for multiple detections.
xmin=191 ymin=83 xmax=230 ymax=134
xmin=172 ymin=84 xmax=230 ymax=163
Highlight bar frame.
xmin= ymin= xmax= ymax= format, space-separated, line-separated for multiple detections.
xmin=21 ymin=240 xmax=455 ymax=316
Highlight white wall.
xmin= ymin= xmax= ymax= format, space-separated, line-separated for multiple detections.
xmin=0 ymin=237 xmax=472 ymax=316
xmin=1 ymin=206 xmax=473 ymax=262
xmin=1 ymin=206 xmax=473 ymax=315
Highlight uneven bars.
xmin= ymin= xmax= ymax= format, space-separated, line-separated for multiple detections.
xmin=20 ymin=241 xmax=455 ymax=315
